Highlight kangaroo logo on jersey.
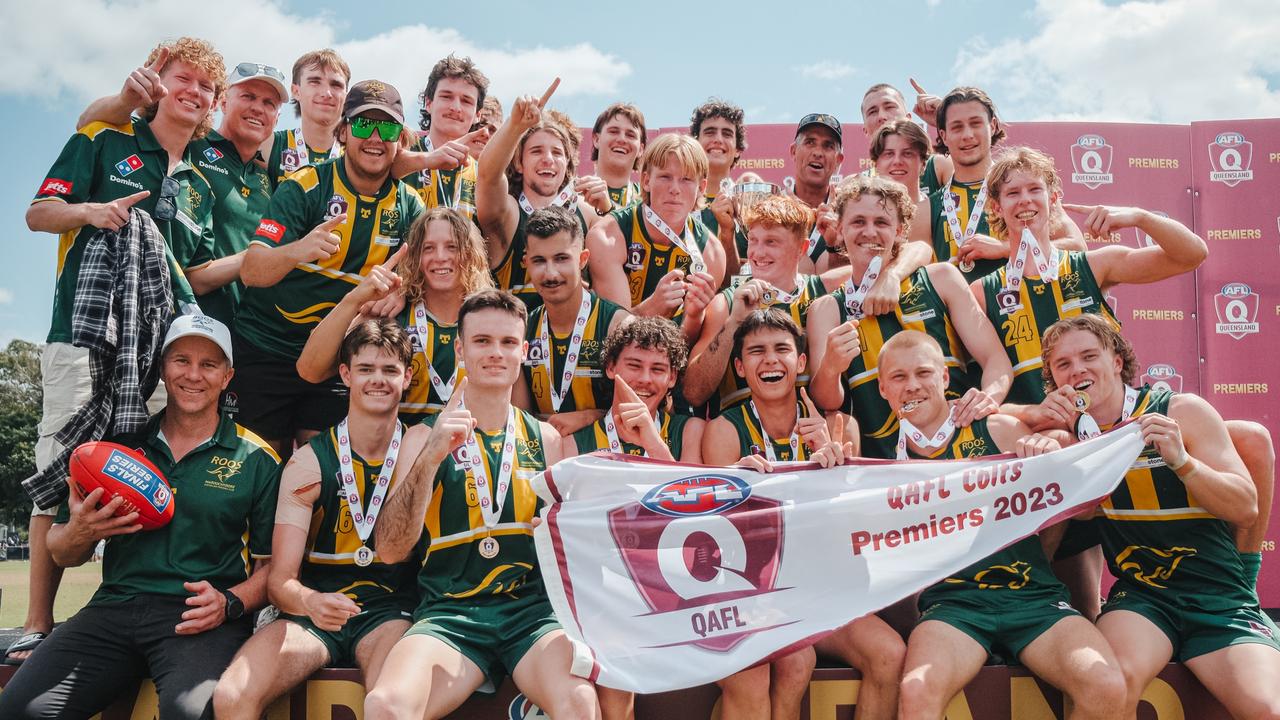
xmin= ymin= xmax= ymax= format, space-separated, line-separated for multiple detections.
xmin=1070 ymin=134 xmax=1114 ymax=189
xmin=1208 ymin=131 xmax=1253 ymax=187
xmin=1115 ymin=545 xmax=1197 ymax=589
xmin=114 ymin=154 xmax=144 ymax=177
xmin=1214 ymin=282 xmax=1260 ymax=340
xmin=610 ymin=473 xmax=785 ymax=651
xmin=1141 ymin=364 xmax=1183 ymax=394
xmin=957 ymin=560 xmax=1032 ymax=590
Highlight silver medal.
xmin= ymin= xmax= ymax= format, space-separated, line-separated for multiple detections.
xmin=959 ymin=258 xmax=975 ymax=273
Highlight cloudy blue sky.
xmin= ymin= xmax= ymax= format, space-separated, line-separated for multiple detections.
xmin=3 ymin=0 xmax=1277 ymax=342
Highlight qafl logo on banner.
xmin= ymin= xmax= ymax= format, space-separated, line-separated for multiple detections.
xmin=1141 ymin=364 xmax=1184 ymax=394
xmin=1070 ymin=134 xmax=1114 ymax=189
xmin=608 ymin=474 xmax=786 ymax=652
xmin=1208 ymin=132 xmax=1253 ymax=187
xmin=1214 ymin=282 xmax=1260 ymax=340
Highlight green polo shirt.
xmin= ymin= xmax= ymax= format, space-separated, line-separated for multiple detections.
xmin=235 ymin=160 xmax=424 ymax=360
xmin=188 ymin=130 xmax=274 ymax=329
xmin=56 ymin=412 xmax=281 ymax=606
xmin=33 ymin=117 xmax=207 ymax=344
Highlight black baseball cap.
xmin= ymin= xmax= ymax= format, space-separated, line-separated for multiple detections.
xmin=343 ymin=80 xmax=404 ymax=124
xmin=796 ymin=113 xmax=843 ymax=147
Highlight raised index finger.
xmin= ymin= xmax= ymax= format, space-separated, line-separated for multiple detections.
xmin=119 ymin=189 xmax=151 ymax=208
xmin=537 ymin=77 xmax=561 ymax=109
xmin=1061 ymin=203 xmax=1093 ymax=215
xmin=383 ymin=243 xmax=408 ymax=271
xmin=444 ymin=376 xmax=467 ymax=412
xmin=147 ymin=47 xmax=170 ymax=74
xmin=614 ymin=375 xmax=641 ymax=405
xmin=800 ymin=387 xmax=820 ymax=417
xmin=909 ymin=77 xmax=928 ymax=95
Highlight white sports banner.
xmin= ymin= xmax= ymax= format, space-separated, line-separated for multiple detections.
xmin=532 ymin=423 xmax=1144 ymax=694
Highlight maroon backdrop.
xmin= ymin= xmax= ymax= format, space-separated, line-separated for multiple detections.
xmin=581 ymin=118 xmax=1280 ymax=608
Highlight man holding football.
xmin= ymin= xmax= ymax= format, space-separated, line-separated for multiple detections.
xmin=0 ymin=315 xmax=282 ymax=720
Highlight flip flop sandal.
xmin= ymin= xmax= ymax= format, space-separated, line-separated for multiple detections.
xmin=3 ymin=631 xmax=48 ymax=665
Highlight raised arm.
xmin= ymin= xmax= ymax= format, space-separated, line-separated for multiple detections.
xmin=476 ymin=78 xmax=559 ymax=256
xmin=804 ymin=295 xmax=855 ymax=412
xmin=929 ymin=262 xmax=1013 ymax=424
xmin=1070 ymin=204 xmax=1208 ymax=290
xmin=296 ymin=249 xmax=404 ymax=383
xmin=1155 ymin=394 xmax=1256 ymax=527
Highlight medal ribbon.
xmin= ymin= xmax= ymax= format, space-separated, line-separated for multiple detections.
xmin=539 ymin=292 xmax=593 ymax=412
xmin=747 ymin=400 xmax=801 ymax=462
xmin=461 ymin=405 xmax=518 ymax=530
xmin=411 ymin=302 xmax=457 ymax=403
xmin=941 ymin=180 xmax=988 ymax=257
xmin=896 ymin=405 xmax=957 ymax=460
xmin=1004 ymin=227 xmax=1061 ymax=293
xmin=1076 ymin=385 xmax=1140 ymax=441
xmin=519 ymin=183 xmax=578 ymax=215
xmin=642 ymin=204 xmax=706 ymax=274
xmin=841 ymin=256 xmax=884 ymax=320
xmin=292 ymin=127 xmax=341 ymax=169
xmin=334 ymin=418 xmax=403 ymax=546
xmin=602 ymin=409 xmax=662 ymax=457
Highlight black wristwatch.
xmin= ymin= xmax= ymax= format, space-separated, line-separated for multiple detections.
xmin=222 ymin=589 xmax=245 ymax=621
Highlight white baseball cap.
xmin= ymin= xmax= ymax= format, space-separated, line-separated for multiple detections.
xmin=163 ymin=314 xmax=234 ymax=365
xmin=229 ymin=62 xmax=290 ymax=104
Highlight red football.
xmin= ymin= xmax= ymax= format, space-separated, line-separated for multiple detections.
xmin=69 ymin=441 xmax=174 ymax=530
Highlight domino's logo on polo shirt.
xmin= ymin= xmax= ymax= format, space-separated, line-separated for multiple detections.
xmin=115 ymin=154 xmax=144 ymax=177
xmin=204 ymin=146 xmax=224 ymax=163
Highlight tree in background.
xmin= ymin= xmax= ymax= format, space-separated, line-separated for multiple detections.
xmin=0 ymin=340 xmax=41 ymax=531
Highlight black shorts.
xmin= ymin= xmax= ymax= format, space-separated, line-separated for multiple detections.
xmin=224 ymin=334 xmax=348 ymax=441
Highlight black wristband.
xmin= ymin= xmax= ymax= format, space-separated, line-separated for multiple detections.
xmin=221 ymin=589 xmax=245 ymax=621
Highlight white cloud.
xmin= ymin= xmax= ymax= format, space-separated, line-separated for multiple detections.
xmin=0 ymin=289 xmax=13 ymax=305
xmin=2 ymin=1 xmax=630 ymax=111
xmin=954 ymin=0 xmax=1280 ymax=122
xmin=795 ymin=61 xmax=857 ymax=81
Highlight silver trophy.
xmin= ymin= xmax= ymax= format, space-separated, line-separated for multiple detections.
xmin=728 ymin=180 xmax=782 ymax=224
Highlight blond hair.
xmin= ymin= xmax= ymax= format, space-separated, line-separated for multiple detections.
xmin=640 ymin=134 xmax=708 ymax=205
xmin=399 ymin=208 xmax=494 ymax=306
xmin=832 ymin=174 xmax=916 ymax=237
xmin=986 ymin=146 xmax=1062 ymax=239
xmin=1040 ymin=314 xmax=1135 ymax=393
xmin=142 ymin=38 xmax=226 ymax=140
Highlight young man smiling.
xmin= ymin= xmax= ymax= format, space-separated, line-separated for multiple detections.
xmin=265 ymin=49 xmax=349 ymax=187
xmin=591 ymin=102 xmax=646 ymax=209
xmin=234 ymin=80 xmax=423 ymax=457
xmin=518 ymin=207 xmax=630 ymax=435
xmin=364 ymin=290 xmax=598 ymax=720
xmin=213 ymin=319 xmax=423 ymax=720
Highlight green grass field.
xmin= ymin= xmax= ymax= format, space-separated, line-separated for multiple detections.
xmin=0 ymin=559 xmax=102 ymax=629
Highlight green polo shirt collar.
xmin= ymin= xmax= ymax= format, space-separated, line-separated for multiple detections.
xmin=141 ymin=411 xmax=241 ymax=465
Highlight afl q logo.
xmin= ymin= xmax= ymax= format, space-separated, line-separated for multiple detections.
xmin=608 ymin=474 xmax=784 ymax=651
xmin=325 ymin=194 xmax=349 ymax=220
xmin=1208 ymin=132 xmax=1253 ymax=187
xmin=1070 ymin=134 xmax=1114 ymax=189
xmin=1141 ymin=364 xmax=1183 ymax=394
xmin=1214 ymin=282 xmax=1260 ymax=340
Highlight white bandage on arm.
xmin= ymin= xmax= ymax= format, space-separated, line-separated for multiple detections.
xmin=276 ymin=449 xmax=322 ymax=531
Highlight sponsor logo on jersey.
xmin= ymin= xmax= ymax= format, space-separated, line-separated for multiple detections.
xmin=256 ymin=218 xmax=286 ymax=243
xmin=326 ymin=194 xmax=348 ymax=220
xmin=1141 ymin=364 xmax=1183 ymax=394
xmin=1214 ymin=282 xmax=1260 ymax=339
xmin=1208 ymin=131 xmax=1253 ymax=187
xmin=39 ymin=178 xmax=73 ymax=196
xmin=1069 ymin=134 xmax=1114 ymax=189
xmin=612 ymin=474 xmax=784 ymax=651
xmin=114 ymin=154 xmax=144 ymax=177
xmin=203 ymin=146 xmax=224 ymax=163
